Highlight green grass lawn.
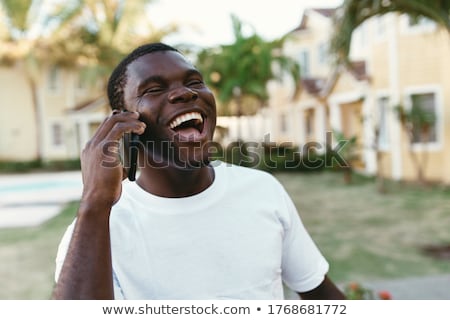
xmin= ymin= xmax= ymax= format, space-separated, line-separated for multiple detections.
xmin=0 ymin=202 xmax=77 ymax=299
xmin=274 ymin=171 xmax=450 ymax=284
xmin=1 ymin=170 xmax=449 ymax=299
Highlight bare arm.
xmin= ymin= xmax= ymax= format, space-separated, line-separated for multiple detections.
xmin=52 ymin=111 xmax=145 ymax=299
xmin=298 ymin=276 xmax=346 ymax=300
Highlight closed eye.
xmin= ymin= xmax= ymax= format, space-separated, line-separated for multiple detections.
xmin=142 ymin=86 xmax=165 ymax=96
xmin=186 ymin=79 xmax=204 ymax=88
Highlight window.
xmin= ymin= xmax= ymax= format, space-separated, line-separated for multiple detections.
xmin=77 ymin=72 xmax=86 ymax=90
xmin=359 ymin=23 xmax=368 ymax=47
xmin=377 ymin=96 xmax=390 ymax=149
xmin=410 ymin=93 xmax=437 ymax=144
xmin=51 ymin=123 xmax=63 ymax=146
xmin=318 ymin=43 xmax=327 ymax=65
xmin=376 ymin=15 xmax=386 ymax=36
xmin=305 ymin=109 xmax=315 ymax=137
xmin=299 ymin=50 xmax=310 ymax=77
xmin=48 ymin=66 xmax=60 ymax=92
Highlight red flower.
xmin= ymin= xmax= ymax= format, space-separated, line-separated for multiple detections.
xmin=378 ymin=290 xmax=392 ymax=300
xmin=348 ymin=282 xmax=360 ymax=291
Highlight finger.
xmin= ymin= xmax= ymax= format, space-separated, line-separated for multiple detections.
xmin=102 ymin=118 xmax=146 ymax=142
xmin=91 ymin=111 xmax=145 ymax=144
xmin=87 ymin=110 xmax=123 ymax=144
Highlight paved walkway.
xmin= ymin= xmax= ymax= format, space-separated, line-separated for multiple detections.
xmin=0 ymin=170 xmax=449 ymax=299
xmin=283 ymin=273 xmax=450 ymax=300
xmin=364 ymin=274 xmax=450 ymax=300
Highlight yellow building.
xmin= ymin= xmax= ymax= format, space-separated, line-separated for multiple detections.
xmin=0 ymin=64 xmax=106 ymax=162
xmin=280 ymin=8 xmax=450 ymax=185
xmin=2 ymin=7 xmax=449 ymax=186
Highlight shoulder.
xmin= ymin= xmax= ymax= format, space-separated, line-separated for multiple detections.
xmin=214 ymin=161 xmax=281 ymax=186
xmin=213 ymin=161 xmax=289 ymax=202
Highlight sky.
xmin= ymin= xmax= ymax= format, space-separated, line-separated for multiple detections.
xmin=148 ymin=0 xmax=344 ymax=48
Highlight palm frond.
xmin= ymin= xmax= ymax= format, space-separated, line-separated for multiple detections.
xmin=330 ymin=0 xmax=450 ymax=65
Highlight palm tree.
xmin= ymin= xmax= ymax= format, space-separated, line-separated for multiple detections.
xmin=0 ymin=0 xmax=74 ymax=162
xmin=330 ymin=0 xmax=450 ymax=64
xmin=0 ymin=0 xmax=176 ymax=161
xmin=196 ymin=14 xmax=300 ymax=141
xmin=48 ymin=0 xmax=177 ymax=89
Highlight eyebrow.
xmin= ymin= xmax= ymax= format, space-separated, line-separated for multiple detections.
xmin=185 ymin=68 xmax=203 ymax=79
xmin=137 ymin=68 xmax=203 ymax=92
xmin=137 ymin=75 xmax=166 ymax=93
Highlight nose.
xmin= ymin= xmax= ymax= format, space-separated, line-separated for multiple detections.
xmin=168 ymin=87 xmax=198 ymax=104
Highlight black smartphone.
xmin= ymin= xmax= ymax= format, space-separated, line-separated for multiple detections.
xmin=121 ymin=110 xmax=139 ymax=181
xmin=122 ymin=131 xmax=139 ymax=181
xmin=127 ymin=132 xmax=139 ymax=181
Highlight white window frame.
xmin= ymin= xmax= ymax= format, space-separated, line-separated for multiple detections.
xmin=373 ymin=14 xmax=387 ymax=43
xmin=50 ymin=121 xmax=64 ymax=148
xmin=358 ymin=22 xmax=368 ymax=48
xmin=302 ymin=105 xmax=315 ymax=138
xmin=299 ymin=49 xmax=310 ymax=77
xmin=375 ymin=92 xmax=391 ymax=151
xmin=47 ymin=66 xmax=61 ymax=94
xmin=317 ymin=42 xmax=328 ymax=65
xmin=403 ymin=85 xmax=442 ymax=151
xmin=280 ymin=113 xmax=288 ymax=133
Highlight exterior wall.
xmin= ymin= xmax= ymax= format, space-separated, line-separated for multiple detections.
xmin=340 ymin=101 xmax=363 ymax=139
xmin=327 ymin=82 xmax=366 ymax=170
xmin=348 ymin=14 xmax=450 ymax=184
xmin=394 ymin=23 xmax=448 ymax=183
xmin=285 ymin=10 xmax=334 ymax=79
xmin=40 ymin=67 xmax=104 ymax=160
xmin=2 ymin=9 xmax=450 ymax=187
xmin=378 ymin=152 xmax=393 ymax=178
xmin=0 ymin=63 xmax=104 ymax=162
xmin=282 ymin=11 xmax=364 ymax=153
xmin=280 ymin=10 xmax=450 ymax=184
xmin=68 ymin=107 xmax=108 ymax=157
xmin=296 ymin=92 xmax=325 ymax=146
xmin=216 ymin=114 xmax=271 ymax=145
xmin=400 ymin=146 xmax=445 ymax=183
xmin=440 ymin=30 xmax=450 ymax=185
xmin=0 ymin=66 xmax=37 ymax=161
xmin=330 ymin=72 xmax=362 ymax=94
xmin=371 ymin=42 xmax=390 ymax=89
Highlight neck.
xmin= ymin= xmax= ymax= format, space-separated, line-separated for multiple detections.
xmin=136 ymin=164 xmax=214 ymax=198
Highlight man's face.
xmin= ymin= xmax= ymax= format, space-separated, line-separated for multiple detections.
xmin=123 ymin=50 xmax=217 ymax=169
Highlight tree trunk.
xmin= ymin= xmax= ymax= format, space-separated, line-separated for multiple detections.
xmin=343 ymin=166 xmax=352 ymax=184
xmin=376 ymin=151 xmax=387 ymax=193
xmin=28 ymin=78 xmax=43 ymax=163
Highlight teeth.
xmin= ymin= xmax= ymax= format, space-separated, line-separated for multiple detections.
xmin=169 ymin=112 xmax=203 ymax=129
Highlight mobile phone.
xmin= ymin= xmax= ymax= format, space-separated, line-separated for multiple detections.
xmin=121 ymin=110 xmax=139 ymax=181
xmin=127 ymin=132 xmax=139 ymax=181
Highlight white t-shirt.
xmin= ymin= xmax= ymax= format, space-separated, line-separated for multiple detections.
xmin=55 ymin=161 xmax=328 ymax=299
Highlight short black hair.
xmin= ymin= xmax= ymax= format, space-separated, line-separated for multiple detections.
xmin=107 ymin=42 xmax=179 ymax=110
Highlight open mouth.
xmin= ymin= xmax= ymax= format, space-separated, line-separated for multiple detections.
xmin=169 ymin=111 xmax=205 ymax=138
